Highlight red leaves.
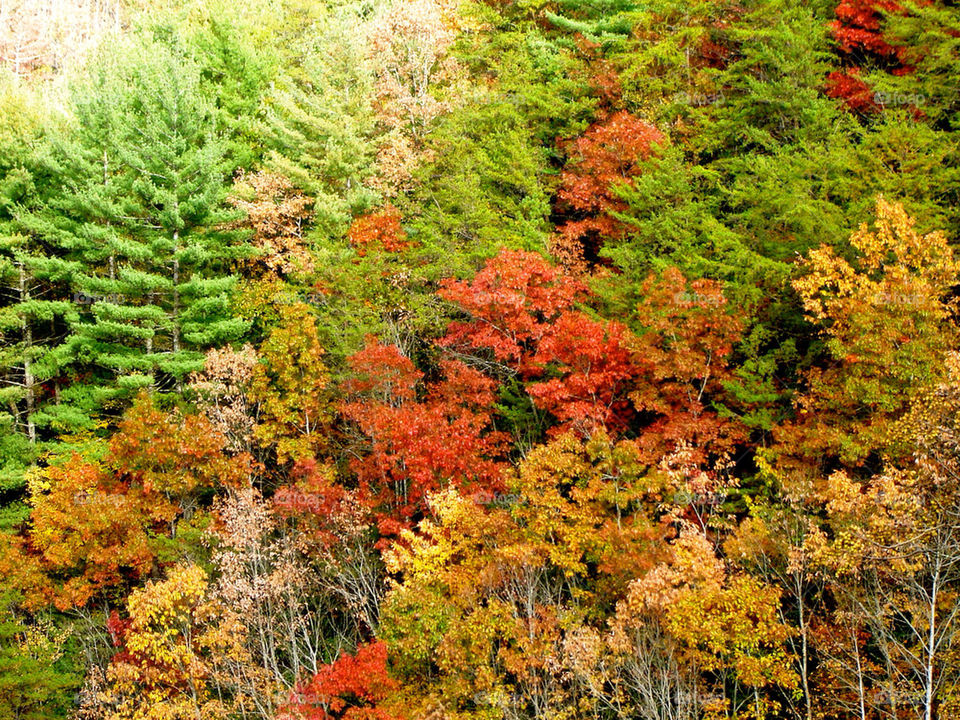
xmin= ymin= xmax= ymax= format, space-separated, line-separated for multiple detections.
xmin=832 ymin=0 xmax=904 ymax=56
xmin=825 ymin=68 xmax=880 ymax=113
xmin=287 ymin=642 xmax=397 ymax=720
xmin=527 ymin=312 xmax=640 ymax=435
xmin=827 ymin=1 xmax=916 ymax=113
xmin=630 ymin=268 xmax=745 ymax=462
xmin=344 ymin=339 xmax=421 ymax=405
xmin=106 ymin=609 xmax=130 ymax=647
xmin=348 ymin=206 xmax=412 ymax=255
xmin=440 ymin=250 xmax=636 ymax=434
xmin=557 ymin=111 xmax=664 ymax=251
xmin=440 ymin=250 xmax=745 ymax=452
xmin=439 ymin=249 xmax=587 ymax=367
xmin=341 ymin=339 xmax=508 ymax=538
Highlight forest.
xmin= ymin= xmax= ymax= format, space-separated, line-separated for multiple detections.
xmin=0 ymin=0 xmax=959 ymax=718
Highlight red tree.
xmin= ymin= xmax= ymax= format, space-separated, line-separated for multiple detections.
xmin=284 ymin=642 xmax=397 ymax=720
xmin=439 ymin=249 xmax=587 ymax=369
xmin=348 ymin=206 xmax=412 ymax=255
xmin=557 ymin=111 xmax=664 ymax=260
xmin=826 ymin=0 xmax=914 ymax=112
xmin=340 ymin=340 xmax=508 ymax=538
xmin=441 ymin=251 xmax=745 ymax=448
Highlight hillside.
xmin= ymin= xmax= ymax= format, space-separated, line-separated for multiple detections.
xmin=0 ymin=0 xmax=959 ymax=718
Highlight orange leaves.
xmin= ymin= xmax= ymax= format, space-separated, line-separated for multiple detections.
xmin=286 ymin=642 xmax=397 ymax=720
xmin=343 ymin=337 xmax=421 ymax=405
xmin=341 ymin=338 xmax=507 ymax=538
xmin=630 ymin=267 xmax=745 ymax=462
xmin=11 ymin=394 xmax=254 ymax=611
xmin=439 ymin=249 xmax=640 ymax=435
xmin=439 ymin=248 xmax=588 ymax=367
xmin=348 ymin=207 xmax=412 ymax=255
xmin=20 ymin=455 xmax=156 ymax=610
xmin=229 ymin=170 xmax=315 ymax=276
xmin=557 ymin=111 xmax=664 ymax=253
xmin=109 ymin=393 xmax=252 ymax=495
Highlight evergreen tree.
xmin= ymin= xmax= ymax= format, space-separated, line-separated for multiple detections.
xmin=267 ymin=5 xmax=379 ymax=238
xmin=11 ymin=35 xmax=251 ymax=426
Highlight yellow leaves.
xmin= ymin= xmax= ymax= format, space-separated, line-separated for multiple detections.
xmin=612 ymin=527 xmax=797 ymax=705
xmin=808 ymin=465 xmax=929 ymax=579
xmin=779 ymin=198 xmax=960 ymax=470
xmin=249 ymin=301 xmax=331 ymax=464
xmin=106 ymin=564 xmax=251 ymax=720
xmin=795 ymin=196 xmax=958 ymax=333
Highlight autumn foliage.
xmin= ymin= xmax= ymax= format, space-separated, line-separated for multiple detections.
xmin=347 ymin=207 xmax=412 ymax=255
xmin=2 ymin=1 xmax=958 ymax=717
xmin=341 ymin=339 xmax=507 ymax=538
xmin=557 ymin=111 xmax=664 ymax=259
xmin=284 ymin=642 xmax=397 ymax=720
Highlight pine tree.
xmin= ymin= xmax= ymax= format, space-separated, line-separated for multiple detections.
xmin=12 ymin=35 xmax=252 ymax=424
xmin=112 ymin=39 xmax=251 ymax=386
xmin=266 ymin=5 xmax=379 ymax=237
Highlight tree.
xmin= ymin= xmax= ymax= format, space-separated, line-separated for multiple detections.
xmin=106 ymin=37 xmax=252 ymax=385
xmin=366 ymin=0 xmax=465 ymax=195
xmin=803 ymin=351 xmax=960 ymax=720
xmin=267 ymin=4 xmax=379 ymax=236
xmin=608 ymin=528 xmax=797 ymax=719
xmin=556 ymin=111 xmax=664 ymax=264
xmin=778 ymin=197 xmax=959 ymax=473
xmin=438 ymin=248 xmax=588 ymax=371
xmin=5 ymin=393 xmax=250 ymax=610
xmin=14 ymin=33 xmax=252 ymax=421
xmin=283 ymin=641 xmax=397 ymax=720
xmin=189 ymin=344 xmax=259 ymax=454
xmin=628 ymin=266 xmax=745 ymax=464
xmin=525 ymin=311 xmax=639 ymax=436
xmin=0 ymin=589 xmax=76 ymax=719
xmin=104 ymin=563 xmax=250 ymax=720
xmin=249 ymin=302 xmax=331 ymax=465
xmin=340 ymin=339 xmax=508 ymax=538
xmin=0 ymin=232 xmax=79 ymax=441
xmin=228 ymin=171 xmax=314 ymax=276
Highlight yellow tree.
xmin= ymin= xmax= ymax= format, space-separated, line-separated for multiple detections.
xmin=779 ymin=197 xmax=959 ymax=477
xmin=379 ymin=432 xmax=680 ymax=719
xmin=249 ymin=302 xmax=332 ymax=464
xmin=603 ymin=529 xmax=797 ymax=720
xmin=804 ymin=352 xmax=960 ymax=720
xmin=105 ymin=564 xmax=251 ymax=720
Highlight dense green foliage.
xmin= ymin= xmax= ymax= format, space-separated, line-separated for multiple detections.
xmin=0 ymin=0 xmax=959 ymax=718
